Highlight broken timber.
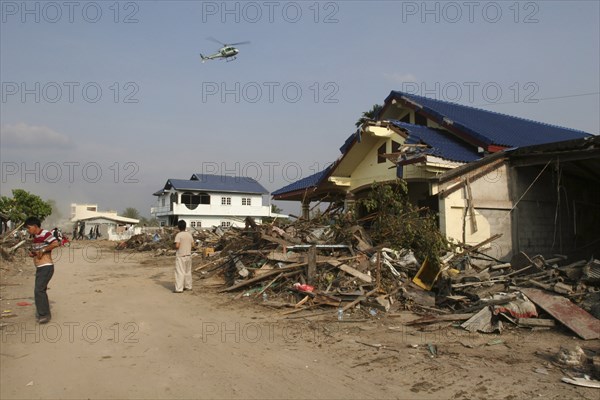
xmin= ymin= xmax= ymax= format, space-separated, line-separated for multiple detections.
xmin=327 ymin=260 xmax=372 ymax=283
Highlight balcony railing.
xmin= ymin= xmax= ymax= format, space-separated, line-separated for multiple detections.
xmin=151 ymin=203 xmax=271 ymax=217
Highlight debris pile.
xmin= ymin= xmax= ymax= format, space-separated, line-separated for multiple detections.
xmin=116 ymin=183 xmax=599 ymax=343
xmin=190 ymin=218 xmax=599 ymax=339
xmin=0 ymin=223 xmax=27 ymax=263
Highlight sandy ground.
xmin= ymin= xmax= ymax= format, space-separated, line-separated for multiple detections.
xmin=1 ymin=240 xmax=599 ymax=400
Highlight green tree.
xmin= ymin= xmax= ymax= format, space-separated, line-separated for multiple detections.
xmin=122 ymin=207 xmax=140 ymax=220
xmin=139 ymin=216 xmax=159 ymax=226
xmin=0 ymin=189 xmax=53 ymax=224
xmin=352 ymin=180 xmax=448 ymax=269
xmin=355 ymin=104 xmax=383 ymax=127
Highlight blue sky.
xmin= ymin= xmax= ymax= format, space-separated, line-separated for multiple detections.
xmin=1 ymin=0 xmax=599 ymax=218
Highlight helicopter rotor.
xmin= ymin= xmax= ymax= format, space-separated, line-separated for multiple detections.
xmin=207 ymin=37 xmax=250 ymax=47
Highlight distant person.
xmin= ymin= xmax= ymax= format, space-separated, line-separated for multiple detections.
xmin=77 ymin=222 xmax=85 ymax=240
xmin=94 ymin=225 xmax=100 ymax=239
xmin=72 ymin=223 xmax=78 ymax=241
xmin=174 ymin=220 xmax=194 ymax=293
xmin=25 ymin=216 xmax=60 ymax=324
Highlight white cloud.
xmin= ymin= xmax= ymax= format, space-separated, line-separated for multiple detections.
xmin=1 ymin=122 xmax=72 ymax=148
xmin=383 ymin=72 xmax=418 ymax=84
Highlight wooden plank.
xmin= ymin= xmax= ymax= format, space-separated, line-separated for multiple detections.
xmin=194 ymin=257 xmax=226 ymax=271
xmin=516 ymin=318 xmax=556 ymax=328
xmin=307 ymin=245 xmax=317 ymax=284
xmin=405 ymin=313 xmax=475 ymax=325
xmin=256 ymin=272 xmax=284 ymax=297
xmin=295 ymin=295 xmax=310 ymax=308
xmin=260 ymin=232 xmax=292 ymax=247
xmin=219 ymin=264 xmax=304 ymax=292
xmin=465 ymin=177 xmax=478 ymax=233
xmin=266 ymin=251 xmax=303 ymax=263
xmin=342 ymin=288 xmax=378 ymax=311
xmin=376 ymin=251 xmax=381 ymax=289
xmin=450 ymin=234 xmax=503 ymax=262
xmin=220 ymin=256 xmax=355 ymax=293
xmin=520 ymin=288 xmax=600 ymax=340
xmin=328 ymin=260 xmax=372 ymax=283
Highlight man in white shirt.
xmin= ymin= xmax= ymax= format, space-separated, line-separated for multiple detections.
xmin=174 ymin=220 xmax=194 ymax=293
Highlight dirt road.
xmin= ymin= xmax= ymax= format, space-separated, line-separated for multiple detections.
xmin=1 ymin=241 xmax=599 ymax=399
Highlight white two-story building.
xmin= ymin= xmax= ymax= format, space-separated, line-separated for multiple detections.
xmin=151 ymin=174 xmax=274 ymax=228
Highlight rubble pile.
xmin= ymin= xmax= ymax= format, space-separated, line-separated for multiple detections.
xmin=113 ymin=184 xmax=599 ymax=343
xmin=116 ymin=231 xmax=177 ymax=252
xmin=180 ymin=215 xmax=599 ymax=341
xmin=0 ymin=223 xmax=27 ymax=263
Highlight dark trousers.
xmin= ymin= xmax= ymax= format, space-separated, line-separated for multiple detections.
xmin=35 ymin=264 xmax=54 ymax=318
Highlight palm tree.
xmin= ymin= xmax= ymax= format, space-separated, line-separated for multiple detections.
xmin=355 ymin=104 xmax=383 ymax=127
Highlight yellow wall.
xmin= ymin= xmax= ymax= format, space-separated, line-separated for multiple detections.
xmin=345 ymin=134 xmax=405 ymax=191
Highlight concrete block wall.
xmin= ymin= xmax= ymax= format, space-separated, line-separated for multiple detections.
xmin=514 ymin=165 xmax=599 ymax=259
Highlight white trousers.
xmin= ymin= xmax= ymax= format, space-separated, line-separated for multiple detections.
xmin=175 ymin=255 xmax=192 ymax=292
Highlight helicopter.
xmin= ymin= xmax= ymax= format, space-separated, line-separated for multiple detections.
xmin=200 ymin=37 xmax=250 ymax=62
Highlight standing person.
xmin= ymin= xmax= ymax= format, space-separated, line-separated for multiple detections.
xmin=77 ymin=222 xmax=85 ymax=240
xmin=174 ymin=220 xmax=194 ymax=293
xmin=25 ymin=217 xmax=60 ymax=324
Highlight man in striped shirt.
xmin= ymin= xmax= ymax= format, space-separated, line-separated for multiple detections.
xmin=25 ymin=216 xmax=60 ymax=324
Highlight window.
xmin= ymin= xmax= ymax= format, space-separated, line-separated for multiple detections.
xmin=179 ymin=192 xmax=210 ymax=210
xmin=181 ymin=192 xmax=201 ymax=210
xmin=377 ymin=143 xmax=387 ymax=164
xmin=392 ymin=140 xmax=401 ymax=153
xmin=221 ymin=221 xmax=231 ymax=227
xmin=242 ymin=197 xmax=251 ymax=206
xmin=221 ymin=197 xmax=231 ymax=205
xmin=415 ymin=113 xmax=427 ymax=126
xmin=161 ymin=197 xmax=165 ymax=207
xmin=190 ymin=221 xmax=196 ymax=228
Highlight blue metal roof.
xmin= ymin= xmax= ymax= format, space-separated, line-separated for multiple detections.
xmin=159 ymin=174 xmax=268 ymax=194
xmin=390 ymin=120 xmax=481 ymax=163
xmin=340 ymin=128 xmax=360 ymax=154
xmin=272 ymin=166 xmax=332 ymax=196
xmin=386 ymin=91 xmax=593 ymax=147
xmin=273 ymin=91 xmax=593 ymax=197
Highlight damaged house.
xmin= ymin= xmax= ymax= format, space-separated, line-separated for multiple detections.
xmin=151 ymin=174 xmax=275 ymax=228
xmin=273 ymin=91 xmax=598 ymax=261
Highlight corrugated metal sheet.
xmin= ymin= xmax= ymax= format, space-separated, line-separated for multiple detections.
xmin=272 ymin=167 xmax=331 ymax=196
xmin=160 ymin=174 xmax=269 ymax=194
xmin=391 ymin=120 xmax=481 ymax=163
xmin=386 ymin=91 xmax=592 ymax=148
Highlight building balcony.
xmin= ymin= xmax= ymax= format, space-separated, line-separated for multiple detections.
xmin=151 ymin=203 xmax=272 ymax=217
